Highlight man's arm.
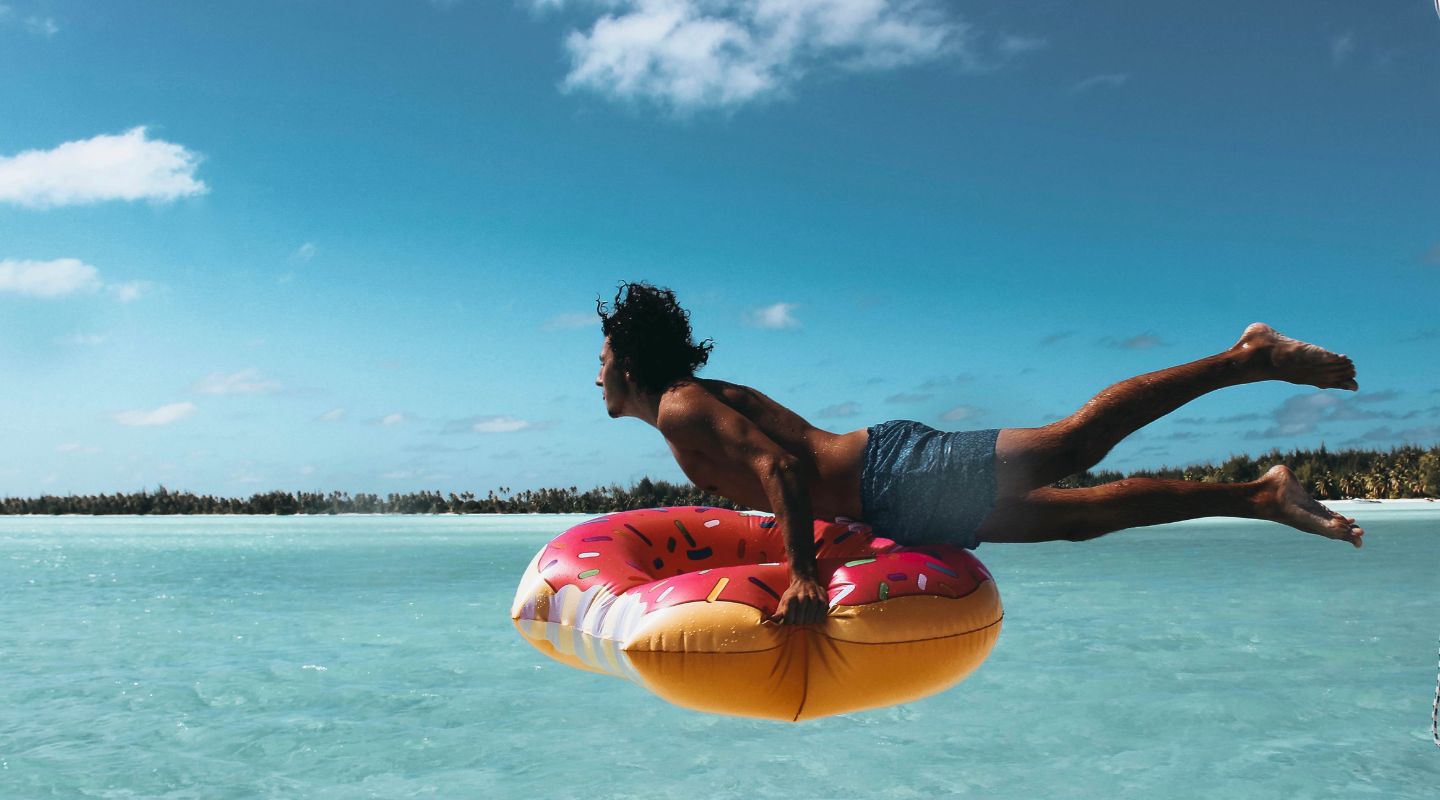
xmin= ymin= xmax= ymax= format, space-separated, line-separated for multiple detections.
xmin=658 ymin=391 xmax=828 ymax=625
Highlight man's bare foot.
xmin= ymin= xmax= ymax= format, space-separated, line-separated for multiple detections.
xmin=1234 ymin=323 xmax=1358 ymax=390
xmin=1260 ymin=465 xmax=1364 ymax=548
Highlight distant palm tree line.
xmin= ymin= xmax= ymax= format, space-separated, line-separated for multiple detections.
xmin=1 ymin=445 xmax=1436 ymax=516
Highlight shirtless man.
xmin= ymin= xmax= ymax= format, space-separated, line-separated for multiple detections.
xmin=595 ymin=282 xmax=1364 ymax=626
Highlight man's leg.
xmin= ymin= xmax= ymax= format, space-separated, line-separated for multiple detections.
xmin=993 ymin=324 xmax=1357 ymax=495
xmin=977 ymin=465 xmax=1363 ymax=547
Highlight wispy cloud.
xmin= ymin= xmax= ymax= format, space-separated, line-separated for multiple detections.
xmin=1071 ymin=73 xmax=1128 ymax=93
xmin=0 ymin=127 xmax=206 ymax=208
xmin=380 ymin=412 xmax=409 ymax=426
xmin=534 ymin=0 xmax=1037 ymax=112
xmin=109 ymin=280 xmax=149 ymax=303
xmin=1103 ymin=333 xmax=1166 ymax=350
xmin=745 ymin=302 xmax=800 ymax=329
xmin=444 ymin=415 xmax=540 ymax=434
xmin=918 ymin=374 xmax=973 ymax=390
xmin=1 ymin=259 xmax=150 ymax=302
xmin=1344 ymin=425 xmax=1440 ymax=446
xmin=816 ymin=401 xmax=861 ymax=418
xmin=0 ymin=258 xmax=102 ymax=297
xmin=58 ymin=332 xmax=106 ymax=346
xmin=291 ymin=242 xmax=317 ymax=262
xmin=542 ymin=312 xmax=598 ymax=331
xmin=25 ymin=15 xmax=57 ymax=37
xmin=1039 ymin=331 xmax=1074 ymax=346
xmin=939 ymin=404 xmax=984 ymax=423
xmin=1329 ymin=32 xmax=1354 ymax=66
xmin=1243 ymin=392 xmax=1417 ymax=439
xmin=115 ymin=401 xmax=197 ymax=427
xmin=193 ymin=369 xmax=280 ymax=395
xmin=885 ymin=392 xmax=931 ymax=404
xmin=1 ymin=6 xmax=59 ymax=38
xmin=1353 ymin=389 xmax=1400 ymax=404
xmin=1216 ymin=412 xmax=1265 ymax=424
xmin=316 ymin=407 xmax=347 ymax=422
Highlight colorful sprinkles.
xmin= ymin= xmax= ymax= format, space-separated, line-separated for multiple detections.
xmin=747 ymin=576 xmax=781 ymax=601
xmin=705 ymin=577 xmax=730 ymax=603
xmin=623 ymin=524 xmax=652 ymax=546
xmin=674 ymin=520 xmax=697 ymax=547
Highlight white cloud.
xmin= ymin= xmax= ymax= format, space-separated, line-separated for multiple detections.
xmin=816 ymin=401 xmax=861 ymax=418
xmin=471 ymin=415 xmax=532 ymax=433
xmin=193 ymin=369 xmax=280 ymax=395
xmin=0 ymin=258 xmax=102 ymax=297
xmin=59 ymin=332 xmax=106 ymax=346
xmin=381 ymin=412 xmax=408 ymax=426
xmin=543 ymin=312 xmax=599 ymax=330
xmin=745 ymin=301 xmax=800 ymax=329
xmin=1 ymin=259 xmax=149 ymax=302
xmin=939 ymin=404 xmax=983 ymax=422
xmin=1072 ymin=73 xmax=1128 ymax=94
xmin=115 ymin=401 xmax=197 ymax=427
xmin=1104 ymin=332 xmax=1166 ymax=350
xmin=0 ymin=126 xmax=207 ymax=208
xmin=1244 ymin=392 xmax=1411 ymax=440
xmin=232 ymin=470 xmax=264 ymax=485
xmin=292 ymin=242 xmax=317 ymax=262
xmin=542 ymin=0 xmax=1029 ymax=111
xmin=317 ymin=407 xmax=347 ymax=422
xmin=25 ymin=15 xmax=57 ymax=37
xmin=109 ymin=280 xmax=149 ymax=303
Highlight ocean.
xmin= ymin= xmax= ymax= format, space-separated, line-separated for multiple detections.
xmin=2 ymin=505 xmax=1437 ymax=799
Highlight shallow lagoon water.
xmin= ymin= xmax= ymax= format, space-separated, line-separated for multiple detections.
xmin=2 ymin=506 xmax=1438 ymax=799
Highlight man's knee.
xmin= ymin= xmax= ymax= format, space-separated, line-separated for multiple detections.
xmin=1047 ymin=424 xmax=1110 ymax=474
xmin=1059 ymin=525 xmax=1107 ymax=543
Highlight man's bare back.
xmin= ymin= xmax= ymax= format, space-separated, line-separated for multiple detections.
xmin=659 ymin=379 xmax=868 ymax=521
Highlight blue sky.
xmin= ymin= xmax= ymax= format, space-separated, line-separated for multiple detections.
xmin=2 ymin=0 xmax=1438 ymax=498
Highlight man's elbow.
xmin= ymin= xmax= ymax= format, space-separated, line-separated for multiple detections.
xmin=761 ymin=456 xmax=804 ymax=488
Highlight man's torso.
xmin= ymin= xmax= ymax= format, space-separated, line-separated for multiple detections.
xmin=660 ymin=378 xmax=869 ymax=519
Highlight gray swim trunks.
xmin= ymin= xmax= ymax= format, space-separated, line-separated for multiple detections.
xmin=859 ymin=420 xmax=1000 ymax=549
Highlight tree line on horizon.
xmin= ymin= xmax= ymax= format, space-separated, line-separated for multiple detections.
xmin=1 ymin=445 xmax=1436 ymax=516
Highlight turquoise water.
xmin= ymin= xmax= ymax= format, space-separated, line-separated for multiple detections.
xmin=2 ymin=508 xmax=1437 ymax=799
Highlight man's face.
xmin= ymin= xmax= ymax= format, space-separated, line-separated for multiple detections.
xmin=596 ymin=337 xmax=629 ymax=418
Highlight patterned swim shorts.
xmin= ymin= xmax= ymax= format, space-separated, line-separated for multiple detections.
xmin=859 ymin=420 xmax=1000 ymax=549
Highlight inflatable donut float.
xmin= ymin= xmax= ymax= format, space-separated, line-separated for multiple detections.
xmin=510 ymin=507 xmax=1002 ymax=721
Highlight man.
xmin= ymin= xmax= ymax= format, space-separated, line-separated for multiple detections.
xmin=595 ymin=282 xmax=1364 ymax=626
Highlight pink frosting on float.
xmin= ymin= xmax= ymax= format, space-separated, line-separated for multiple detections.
xmin=538 ymin=507 xmax=990 ymax=616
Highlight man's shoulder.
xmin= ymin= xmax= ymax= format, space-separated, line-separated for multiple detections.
xmin=655 ymin=381 xmax=716 ymax=431
xmin=657 ymin=378 xmax=763 ymax=437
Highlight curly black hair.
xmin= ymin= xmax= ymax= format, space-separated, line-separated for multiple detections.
xmin=596 ymin=282 xmax=713 ymax=395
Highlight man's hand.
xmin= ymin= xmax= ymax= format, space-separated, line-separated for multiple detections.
xmin=768 ymin=575 xmax=829 ymax=626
